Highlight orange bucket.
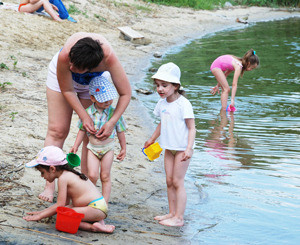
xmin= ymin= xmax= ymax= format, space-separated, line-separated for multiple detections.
xmin=56 ymin=207 xmax=85 ymax=234
xmin=142 ymin=142 xmax=163 ymax=161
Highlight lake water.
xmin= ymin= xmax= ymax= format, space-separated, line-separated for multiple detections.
xmin=137 ymin=17 xmax=300 ymax=244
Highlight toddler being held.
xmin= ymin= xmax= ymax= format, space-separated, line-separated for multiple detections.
xmin=70 ymin=76 xmax=127 ymax=203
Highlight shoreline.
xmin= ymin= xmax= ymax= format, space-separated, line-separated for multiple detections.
xmin=0 ymin=1 xmax=299 ymax=244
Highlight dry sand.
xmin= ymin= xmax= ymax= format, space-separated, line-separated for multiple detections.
xmin=0 ymin=0 xmax=299 ymax=244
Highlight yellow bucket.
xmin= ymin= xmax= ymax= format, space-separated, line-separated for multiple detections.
xmin=142 ymin=142 xmax=163 ymax=161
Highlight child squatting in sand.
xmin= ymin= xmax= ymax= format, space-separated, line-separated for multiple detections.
xmin=70 ymin=76 xmax=127 ymax=203
xmin=23 ymin=146 xmax=115 ymax=233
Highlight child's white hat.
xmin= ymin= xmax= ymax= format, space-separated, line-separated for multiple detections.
xmin=89 ymin=76 xmax=118 ymax=103
xmin=26 ymin=146 xmax=68 ymax=168
xmin=151 ymin=62 xmax=181 ymax=84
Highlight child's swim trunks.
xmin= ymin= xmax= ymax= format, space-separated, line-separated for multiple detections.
xmin=88 ymin=197 xmax=108 ymax=217
xmin=87 ymin=141 xmax=115 ymax=160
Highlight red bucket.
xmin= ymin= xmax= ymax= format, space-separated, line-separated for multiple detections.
xmin=56 ymin=207 xmax=85 ymax=234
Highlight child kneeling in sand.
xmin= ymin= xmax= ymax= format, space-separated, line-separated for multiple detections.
xmin=23 ymin=146 xmax=115 ymax=233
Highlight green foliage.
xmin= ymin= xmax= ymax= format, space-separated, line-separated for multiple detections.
xmin=10 ymin=55 xmax=18 ymax=69
xmin=9 ymin=112 xmax=18 ymax=122
xmin=133 ymin=4 xmax=152 ymax=12
xmin=94 ymin=14 xmax=107 ymax=22
xmin=68 ymin=4 xmax=81 ymax=15
xmin=235 ymin=0 xmax=299 ymax=7
xmin=144 ymin=0 xmax=298 ymax=9
xmin=144 ymin=0 xmax=229 ymax=9
xmin=0 ymin=63 xmax=9 ymax=70
xmin=0 ymin=82 xmax=12 ymax=90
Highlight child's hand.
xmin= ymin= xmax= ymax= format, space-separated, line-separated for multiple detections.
xmin=210 ymin=85 xmax=220 ymax=95
xmin=117 ymin=149 xmax=126 ymax=161
xmin=181 ymin=148 xmax=193 ymax=162
xmin=70 ymin=146 xmax=78 ymax=154
xmin=23 ymin=212 xmax=42 ymax=221
xmin=144 ymin=139 xmax=154 ymax=149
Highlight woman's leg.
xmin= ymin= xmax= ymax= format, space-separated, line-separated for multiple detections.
xmin=154 ymin=150 xmax=176 ymax=221
xmin=40 ymin=88 xmax=73 ymax=202
xmin=212 ymin=68 xmax=230 ymax=110
xmin=99 ymin=150 xmax=114 ymax=203
xmin=159 ymin=151 xmax=190 ymax=227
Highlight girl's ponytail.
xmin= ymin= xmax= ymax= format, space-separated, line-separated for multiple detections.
xmin=241 ymin=49 xmax=260 ymax=77
xmin=59 ymin=164 xmax=88 ymax=180
xmin=36 ymin=164 xmax=88 ymax=181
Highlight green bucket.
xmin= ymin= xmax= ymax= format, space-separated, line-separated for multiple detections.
xmin=66 ymin=153 xmax=81 ymax=168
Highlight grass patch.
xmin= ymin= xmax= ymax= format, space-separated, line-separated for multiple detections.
xmin=0 ymin=82 xmax=12 ymax=90
xmin=68 ymin=4 xmax=81 ymax=15
xmin=144 ymin=0 xmax=298 ymax=9
xmin=94 ymin=14 xmax=107 ymax=22
xmin=133 ymin=4 xmax=152 ymax=12
xmin=0 ymin=63 xmax=9 ymax=70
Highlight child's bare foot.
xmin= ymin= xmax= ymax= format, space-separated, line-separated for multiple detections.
xmin=159 ymin=217 xmax=184 ymax=227
xmin=38 ymin=189 xmax=54 ymax=203
xmin=154 ymin=213 xmax=174 ymax=221
xmin=92 ymin=221 xmax=115 ymax=233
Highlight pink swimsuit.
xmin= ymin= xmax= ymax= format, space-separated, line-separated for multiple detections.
xmin=210 ymin=55 xmax=243 ymax=72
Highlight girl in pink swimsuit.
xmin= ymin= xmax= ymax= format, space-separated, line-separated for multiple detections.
xmin=210 ymin=49 xmax=259 ymax=110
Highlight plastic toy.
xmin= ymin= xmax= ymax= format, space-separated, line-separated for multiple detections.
xmin=226 ymin=105 xmax=236 ymax=112
xmin=66 ymin=153 xmax=81 ymax=168
xmin=56 ymin=207 xmax=84 ymax=234
xmin=142 ymin=142 xmax=163 ymax=161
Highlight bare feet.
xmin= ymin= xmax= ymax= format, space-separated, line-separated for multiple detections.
xmin=154 ymin=213 xmax=174 ymax=221
xmin=92 ymin=221 xmax=115 ymax=233
xmin=159 ymin=217 xmax=184 ymax=227
xmin=38 ymin=188 xmax=54 ymax=203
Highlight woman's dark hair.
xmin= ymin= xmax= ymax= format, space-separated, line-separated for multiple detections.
xmin=36 ymin=164 xmax=88 ymax=181
xmin=240 ymin=49 xmax=260 ymax=77
xmin=69 ymin=37 xmax=104 ymax=71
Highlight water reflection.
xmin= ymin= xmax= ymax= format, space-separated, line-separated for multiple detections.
xmin=205 ymin=109 xmax=236 ymax=161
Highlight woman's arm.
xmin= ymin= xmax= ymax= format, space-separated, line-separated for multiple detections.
xmin=57 ymin=51 xmax=96 ymax=135
xmin=96 ymin=52 xmax=131 ymax=140
xmin=182 ymin=118 xmax=196 ymax=162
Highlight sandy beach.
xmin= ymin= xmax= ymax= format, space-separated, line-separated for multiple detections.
xmin=0 ymin=0 xmax=299 ymax=244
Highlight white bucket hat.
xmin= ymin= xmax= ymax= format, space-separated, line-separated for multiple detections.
xmin=151 ymin=62 xmax=181 ymax=84
xmin=89 ymin=76 xmax=118 ymax=103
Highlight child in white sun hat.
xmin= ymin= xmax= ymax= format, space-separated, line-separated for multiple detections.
xmin=70 ymin=76 xmax=127 ymax=204
xmin=24 ymin=146 xmax=115 ymax=233
xmin=144 ymin=62 xmax=196 ymax=227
